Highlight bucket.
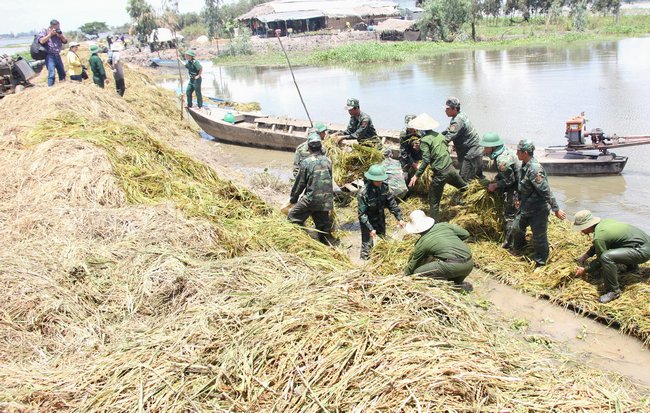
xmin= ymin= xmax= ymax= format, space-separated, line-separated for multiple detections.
xmin=223 ymin=112 xmax=235 ymax=124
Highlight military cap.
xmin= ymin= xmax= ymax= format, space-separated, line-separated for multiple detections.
xmin=184 ymin=50 xmax=196 ymax=57
xmin=516 ymin=139 xmax=535 ymax=154
xmin=572 ymin=210 xmax=601 ymax=231
xmin=479 ymin=132 xmax=504 ymax=148
xmin=445 ymin=97 xmax=461 ymax=109
xmin=307 ymin=132 xmax=322 ymax=144
xmin=313 ymin=123 xmax=327 ymax=133
xmin=89 ymin=44 xmax=100 ymax=54
xmin=345 ymin=98 xmax=360 ymax=110
xmin=364 ymin=164 xmax=388 ymax=182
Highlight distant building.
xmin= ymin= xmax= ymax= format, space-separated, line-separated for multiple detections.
xmin=238 ymin=0 xmax=401 ymax=37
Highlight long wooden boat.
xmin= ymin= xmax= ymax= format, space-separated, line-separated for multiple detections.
xmin=187 ymin=107 xmax=634 ymax=176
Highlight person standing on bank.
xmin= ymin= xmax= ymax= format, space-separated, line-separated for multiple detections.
xmin=66 ymin=42 xmax=83 ymax=82
xmin=38 ymin=19 xmax=68 ymax=87
xmin=403 ymin=210 xmax=474 ymax=292
xmin=110 ymin=42 xmax=126 ymax=97
xmin=407 ymin=113 xmax=467 ymax=221
xmin=573 ymin=210 xmax=650 ymax=303
xmin=88 ymin=45 xmax=108 ymax=88
xmin=180 ymin=50 xmax=203 ymax=109
xmin=289 ymin=133 xmax=337 ymax=246
xmin=511 ymin=139 xmax=566 ymax=266
xmin=480 ymin=132 xmax=520 ymax=249
xmin=357 ymin=164 xmax=406 ymax=260
xmin=442 ymin=97 xmax=484 ymax=181
xmin=338 ymin=98 xmax=378 ymax=146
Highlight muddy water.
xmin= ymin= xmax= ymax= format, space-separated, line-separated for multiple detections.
xmin=164 ymin=36 xmax=650 ymax=232
xmin=473 ymin=275 xmax=650 ymax=387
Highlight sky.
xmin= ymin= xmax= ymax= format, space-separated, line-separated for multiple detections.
xmin=0 ymin=0 xmax=208 ymax=35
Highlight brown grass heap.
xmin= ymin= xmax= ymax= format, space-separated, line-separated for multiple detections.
xmin=0 ymin=70 xmax=647 ymax=411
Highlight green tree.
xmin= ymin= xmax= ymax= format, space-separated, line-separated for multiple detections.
xmin=127 ymin=0 xmax=157 ymax=43
xmin=570 ymin=0 xmax=589 ymax=30
xmin=205 ymin=0 xmax=222 ymax=41
xmin=418 ymin=0 xmax=472 ymax=42
xmin=78 ymin=21 xmax=109 ymax=36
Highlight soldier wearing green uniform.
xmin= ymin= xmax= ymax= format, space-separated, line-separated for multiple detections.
xmin=357 ymin=164 xmax=406 ymax=260
xmin=404 ymin=210 xmax=474 ymax=292
xmin=480 ymin=132 xmax=520 ymax=249
xmin=292 ymin=123 xmax=328 ymax=178
xmin=512 ymin=139 xmax=566 ymax=266
xmin=401 ymin=138 xmax=423 ymax=184
xmin=88 ymin=45 xmax=107 ymax=88
xmin=573 ymin=210 xmax=650 ymax=303
xmin=340 ymin=98 xmax=378 ymax=145
xmin=288 ymin=133 xmax=336 ymax=245
xmin=379 ymin=147 xmax=408 ymax=199
xmin=407 ymin=113 xmax=467 ymax=221
xmin=442 ymin=97 xmax=484 ymax=181
xmin=180 ymin=50 xmax=203 ymax=109
xmin=399 ymin=114 xmax=418 ymax=166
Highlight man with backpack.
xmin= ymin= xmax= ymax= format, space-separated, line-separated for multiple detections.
xmin=38 ymin=19 xmax=68 ymax=86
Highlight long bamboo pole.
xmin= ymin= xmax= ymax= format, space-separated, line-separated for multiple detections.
xmin=275 ymin=29 xmax=312 ymax=127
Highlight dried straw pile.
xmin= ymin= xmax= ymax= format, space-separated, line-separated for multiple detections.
xmin=0 ymin=75 xmax=647 ymax=411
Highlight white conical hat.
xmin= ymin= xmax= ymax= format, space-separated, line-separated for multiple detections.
xmin=408 ymin=113 xmax=440 ymax=131
xmin=405 ymin=209 xmax=436 ymax=234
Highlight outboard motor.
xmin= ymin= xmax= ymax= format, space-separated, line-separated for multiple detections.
xmin=0 ymin=54 xmax=42 ymax=99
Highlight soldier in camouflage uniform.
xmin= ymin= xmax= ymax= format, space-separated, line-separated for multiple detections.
xmin=407 ymin=113 xmax=467 ymax=221
xmin=292 ymin=123 xmax=328 ymax=178
xmin=512 ymin=139 xmax=567 ymax=266
xmin=401 ymin=137 xmax=423 ymax=184
xmin=340 ymin=98 xmax=379 ymax=146
xmin=289 ymin=133 xmax=337 ymax=246
xmin=400 ymin=114 xmax=418 ymax=165
xmin=379 ymin=147 xmax=408 ymax=199
xmin=442 ymin=97 xmax=484 ymax=182
xmin=479 ymin=132 xmax=520 ymax=249
xmin=358 ymin=164 xmax=406 ymax=259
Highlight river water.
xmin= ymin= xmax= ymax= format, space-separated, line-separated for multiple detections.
xmin=159 ymin=36 xmax=650 ymax=232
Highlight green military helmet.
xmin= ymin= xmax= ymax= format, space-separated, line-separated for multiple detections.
xmin=517 ymin=139 xmax=535 ymax=154
xmin=313 ymin=123 xmax=327 ymax=133
xmin=184 ymin=50 xmax=196 ymax=57
xmin=364 ymin=164 xmax=388 ymax=182
xmin=307 ymin=132 xmax=321 ymax=144
xmin=479 ymin=132 xmax=504 ymax=148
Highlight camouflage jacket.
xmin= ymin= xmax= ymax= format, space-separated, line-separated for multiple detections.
xmin=443 ymin=111 xmax=482 ymax=160
xmin=358 ymin=182 xmax=403 ymax=232
xmin=491 ymin=146 xmax=519 ymax=192
xmin=399 ymin=131 xmax=422 ymax=171
xmin=345 ymin=111 xmax=377 ymax=143
xmin=415 ymin=132 xmax=453 ymax=177
xmin=517 ymin=157 xmax=559 ymax=216
xmin=379 ymin=158 xmax=408 ymax=198
xmin=292 ymin=141 xmax=327 ymax=178
xmin=290 ymin=154 xmax=334 ymax=211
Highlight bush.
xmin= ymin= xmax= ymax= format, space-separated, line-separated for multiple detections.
xmin=219 ymin=28 xmax=253 ymax=57
xmin=418 ymin=0 xmax=472 ymax=41
xmin=181 ymin=22 xmax=208 ymax=40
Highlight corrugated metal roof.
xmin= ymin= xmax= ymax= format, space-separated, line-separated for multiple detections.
xmin=257 ymin=10 xmax=326 ymax=22
xmin=375 ymin=18 xmax=418 ymax=32
xmin=238 ymin=0 xmax=399 ymax=21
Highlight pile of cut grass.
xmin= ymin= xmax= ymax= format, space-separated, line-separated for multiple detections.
xmin=0 ymin=71 xmax=648 ymax=411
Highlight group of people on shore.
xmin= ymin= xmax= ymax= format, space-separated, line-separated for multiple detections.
xmin=38 ymin=19 xmax=126 ymax=95
xmin=288 ymin=96 xmax=650 ymax=303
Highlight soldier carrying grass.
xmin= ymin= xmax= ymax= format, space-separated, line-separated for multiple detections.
xmin=573 ymin=210 xmax=650 ymax=303
xmin=511 ymin=139 xmax=566 ymax=267
xmin=336 ymin=98 xmax=379 ymax=146
xmin=479 ymin=132 xmax=520 ymax=249
xmin=288 ymin=133 xmax=337 ymax=246
xmin=357 ymin=164 xmax=406 ymax=260
xmin=407 ymin=113 xmax=467 ymax=221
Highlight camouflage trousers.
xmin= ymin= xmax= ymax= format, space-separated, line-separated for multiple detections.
xmin=359 ymin=218 xmax=386 ymax=260
xmin=501 ymin=189 xmax=517 ymax=249
xmin=288 ymin=198 xmax=333 ymax=245
xmin=458 ymin=155 xmax=484 ymax=182
xmin=512 ymin=209 xmax=549 ymax=266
